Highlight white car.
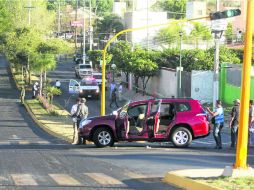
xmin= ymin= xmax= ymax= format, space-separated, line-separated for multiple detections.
xmin=92 ymin=72 xmax=107 ymax=86
xmin=75 ymin=64 xmax=93 ymax=78
xmin=69 ymin=77 xmax=100 ymax=99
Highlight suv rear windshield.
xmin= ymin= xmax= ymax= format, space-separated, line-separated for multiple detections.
xmin=80 ymin=65 xmax=92 ymax=69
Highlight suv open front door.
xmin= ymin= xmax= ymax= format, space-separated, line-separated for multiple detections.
xmin=69 ymin=79 xmax=80 ymax=94
xmin=147 ymin=99 xmax=162 ymax=138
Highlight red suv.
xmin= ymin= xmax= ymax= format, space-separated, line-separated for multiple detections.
xmin=79 ymin=98 xmax=210 ymax=148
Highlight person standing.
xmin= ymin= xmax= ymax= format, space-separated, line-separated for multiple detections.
xmin=110 ymin=88 xmax=119 ymax=108
xmin=110 ymin=82 xmax=116 ymax=100
xmin=249 ymin=100 xmax=254 ymax=146
xmin=32 ymin=82 xmax=39 ymax=98
xmin=229 ymin=99 xmax=240 ymax=148
xmin=118 ymin=83 xmax=123 ymax=101
xmin=76 ymin=98 xmax=89 ymax=144
xmin=55 ymin=80 xmax=61 ymax=89
xmin=207 ymin=100 xmax=224 ymax=149
xmin=71 ymin=98 xmax=81 ymax=145
xmin=20 ymin=85 xmax=26 ymax=105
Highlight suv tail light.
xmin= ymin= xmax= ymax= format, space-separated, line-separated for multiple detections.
xmin=196 ymin=113 xmax=208 ymax=121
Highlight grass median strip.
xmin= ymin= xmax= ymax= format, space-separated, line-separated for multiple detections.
xmin=196 ymin=176 xmax=254 ymax=190
xmin=26 ymin=99 xmax=73 ymax=142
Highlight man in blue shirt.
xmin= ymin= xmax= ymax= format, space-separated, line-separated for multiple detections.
xmin=207 ymin=100 xmax=224 ymax=149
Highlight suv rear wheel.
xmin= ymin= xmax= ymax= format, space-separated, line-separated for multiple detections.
xmin=171 ymin=127 xmax=192 ymax=148
xmin=93 ymin=128 xmax=114 ymax=148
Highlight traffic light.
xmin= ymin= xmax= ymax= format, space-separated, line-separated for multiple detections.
xmin=210 ymin=9 xmax=241 ymax=20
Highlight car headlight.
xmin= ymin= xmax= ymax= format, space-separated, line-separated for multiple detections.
xmin=79 ymin=119 xmax=92 ymax=128
xmin=96 ymin=88 xmax=99 ymax=93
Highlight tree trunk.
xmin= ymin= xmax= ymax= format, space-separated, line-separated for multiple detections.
xmin=39 ymin=70 xmax=43 ymax=96
xmin=134 ymin=76 xmax=139 ymax=93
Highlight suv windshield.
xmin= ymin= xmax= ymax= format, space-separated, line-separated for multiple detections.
xmin=80 ymin=80 xmax=97 ymax=86
xmin=93 ymin=74 xmax=102 ymax=79
xmin=80 ymin=65 xmax=92 ymax=69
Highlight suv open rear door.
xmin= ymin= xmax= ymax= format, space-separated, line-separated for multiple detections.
xmin=69 ymin=79 xmax=80 ymax=94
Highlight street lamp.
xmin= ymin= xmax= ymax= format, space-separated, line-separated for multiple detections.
xmin=178 ymin=31 xmax=183 ymax=97
xmin=111 ymin=63 xmax=116 ymax=82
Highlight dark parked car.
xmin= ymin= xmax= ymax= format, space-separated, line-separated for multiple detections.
xmin=79 ymin=98 xmax=210 ymax=148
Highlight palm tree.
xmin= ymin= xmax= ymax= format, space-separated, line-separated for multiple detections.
xmin=46 ymin=86 xmax=61 ymax=104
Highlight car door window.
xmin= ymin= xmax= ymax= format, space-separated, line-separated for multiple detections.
xmin=175 ymin=102 xmax=191 ymax=112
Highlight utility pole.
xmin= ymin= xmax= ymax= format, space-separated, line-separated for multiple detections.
xmin=83 ymin=0 xmax=86 ymax=63
xmin=58 ymin=0 xmax=61 ymax=34
xmin=146 ymin=0 xmax=149 ymax=50
xmin=74 ymin=0 xmax=78 ymax=49
xmin=89 ymin=0 xmax=93 ymax=51
xmin=213 ymin=0 xmax=220 ymax=109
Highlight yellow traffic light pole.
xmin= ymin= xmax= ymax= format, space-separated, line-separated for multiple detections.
xmin=235 ymin=0 xmax=253 ymax=169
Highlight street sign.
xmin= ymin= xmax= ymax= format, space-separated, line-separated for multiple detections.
xmin=71 ymin=21 xmax=83 ymax=27
xmin=176 ymin=67 xmax=183 ymax=71
xmin=211 ymin=19 xmax=227 ymax=31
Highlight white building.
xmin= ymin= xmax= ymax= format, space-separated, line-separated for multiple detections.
xmin=124 ymin=11 xmax=167 ymax=48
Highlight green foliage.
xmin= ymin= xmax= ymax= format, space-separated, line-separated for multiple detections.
xmin=96 ymin=14 xmax=124 ymax=41
xmin=110 ymin=41 xmax=133 ymax=75
xmin=152 ymin=0 xmax=187 ymax=19
xmin=225 ymin=22 xmax=233 ymax=43
xmin=46 ymin=86 xmax=61 ymax=104
xmin=190 ymin=22 xmax=212 ymax=41
xmin=155 ymin=23 xmax=182 ymax=45
xmin=87 ymin=50 xmax=112 ymax=68
xmin=157 ymin=46 xmax=241 ymax=72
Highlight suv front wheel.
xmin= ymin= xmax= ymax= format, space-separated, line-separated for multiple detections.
xmin=171 ymin=127 xmax=192 ymax=148
xmin=93 ymin=128 xmax=114 ymax=148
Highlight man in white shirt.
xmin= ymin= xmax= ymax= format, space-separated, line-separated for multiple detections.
xmin=71 ymin=98 xmax=81 ymax=145
xmin=33 ymin=82 xmax=39 ymax=98
xmin=55 ymin=80 xmax=61 ymax=89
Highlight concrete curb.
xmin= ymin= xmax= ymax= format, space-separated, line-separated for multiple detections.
xmin=23 ymin=102 xmax=73 ymax=143
xmin=163 ymin=172 xmax=222 ymax=190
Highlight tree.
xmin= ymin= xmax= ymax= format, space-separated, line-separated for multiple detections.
xmin=225 ymin=22 xmax=233 ymax=43
xmin=152 ymin=0 xmax=187 ymax=19
xmin=154 ymin=23 xmax=182 ymax=47
xmin=189 ymin=22 xmax=212 ymax=47
xmin=110 ymin=41 xmax=133 ymax=84
xmin=87 ymin=50 xmax=112 ymax=69
xmin=96 ymin=14 xmax=124 ymax=42
xmin=46 ymin=86 xmax=61 ymax=104
xmin=130 ymin=46 xmax=158 ymax=94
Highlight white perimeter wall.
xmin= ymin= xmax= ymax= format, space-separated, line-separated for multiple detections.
xmin=191 ymin=70 xmax=213 ymax=103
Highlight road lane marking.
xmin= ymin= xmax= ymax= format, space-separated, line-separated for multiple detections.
xmin=84 ymin=173 xmax=123 ymax=185
xmin=37 ymin=141 xmax=50 ymax=144
xmin=49 ymin=174 xmax=81 ymax=186
xmin=11 ymin=174 xmax=38 ymax=186
xmin=18 ymin=140 xmax=30 ymax=145
xmin=0 ymin=141 xmax=10 ymax=145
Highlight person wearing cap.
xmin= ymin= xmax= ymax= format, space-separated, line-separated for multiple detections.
xmin=75 ymin=98 xmax=89 ymax=144
xmin=229 ymin=99 xmax=240 ymax=148
xmin=71 ymin=98 xmax=81 ymax=145
xmin=207 ymin=100 xmax=224 ymax=149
